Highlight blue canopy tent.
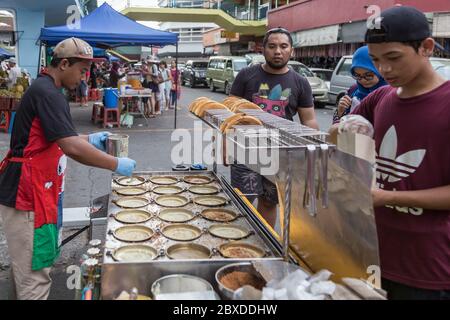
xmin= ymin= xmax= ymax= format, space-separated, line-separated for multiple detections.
xmin=39 ymin=3 xmax=178 ymax=47
xmin=39 ymin=3 xmax=180 ymax=127
xmin=0 ymin=48 xmax=14 ymax=58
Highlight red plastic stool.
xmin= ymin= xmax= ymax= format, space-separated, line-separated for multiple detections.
xmin=92 ymin=103 xmax=104 ymax=124
xmin=0 ymin=110 xmax=10 ymax=133
xmin=89 ymin=89 xmax=101 ymax=101
xmin=102 ymin=108 xmax=120 ymax=128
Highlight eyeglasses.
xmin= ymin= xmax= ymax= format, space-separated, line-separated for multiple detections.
xmin=352 ymin=72 xmax=375 ymax=81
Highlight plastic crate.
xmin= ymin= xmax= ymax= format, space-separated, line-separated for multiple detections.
xmin=0 ymin=97 xmax=10 ymax=111
xmin=10 ymin=98 xmax=20 ymax=111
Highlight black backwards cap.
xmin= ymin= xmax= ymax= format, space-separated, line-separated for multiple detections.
xmin=365 ymin=6 xmax=431 ymax=43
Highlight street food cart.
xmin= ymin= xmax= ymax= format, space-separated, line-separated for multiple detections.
xmin=89 ymin=102 xmax=384 ymax=300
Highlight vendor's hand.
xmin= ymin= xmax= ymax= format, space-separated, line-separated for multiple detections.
xmin=88 ymin=131 xmax=111 ymax=152
xmin=337 ymin=95 xmax=352 ymax=117
xmin=338 ymin=115 xmax=374 ymax=137
xmin=372 ymin=188 xmax=392 ymax=207
xmin=115 ymin=157 xmax=136 ymax=177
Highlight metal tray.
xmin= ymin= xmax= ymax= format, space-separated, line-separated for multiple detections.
xmin=218 ymin=242 xmax=267 ymax=259
xmin=166 ymin=243 xmax=211 ymax=260
xmin=188 ymin=185 xmax=220 ymax=195
xmin=113 ymin=197 xmax=150 ymax=209
xmin=160 ymin=224 xmax=204 ymax=242
xmin=183 ymin=175 xmax=213 ymax=185
xmin=114 ymin=186 xmax=148 ymax=196
xmin=102 ymin=171 xmax=283 ymax=299
xmin=113 ymin=209 xmax=153 ymax=224
xmin=149 ymin=176 xmax=179 ymax=185
xmin=114 ymin=176 xmax=147 ymax=187
xmin=208 ymin=224 xmax=253 ymax=240
xmin=200 ymin=208 xmax=240 ymax=223
xmin=152 ymin=185 xmax=185 ymax=195
xmin=193 ymin=195 xmax=228 ymax=207
xmin=110 ymin=225 xmax=155 ymax=242
xmin=158 ymin=208 xmax=196 ymax=223
xmin=109 ymin=244 xmax=161 ymax=262
xmin=155 ymin=195 xmax=190 ymax=208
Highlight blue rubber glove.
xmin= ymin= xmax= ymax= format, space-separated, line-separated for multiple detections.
xmin=88 ymin=132 xmax=111 ymax=152
xmin=115 ymin=158 xmax=136 ymax=177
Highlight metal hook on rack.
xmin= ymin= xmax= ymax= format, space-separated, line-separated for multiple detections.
xmin=282 ymin=150 xmax=293 ymax=262
xmin=304 ymin=145 xmax=317 ymax=217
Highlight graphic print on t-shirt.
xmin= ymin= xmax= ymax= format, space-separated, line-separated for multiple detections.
xmin=375 ymin=126 xmax=426 ymax=215
xmin=252 ymin=83 xmax=291 ymax=118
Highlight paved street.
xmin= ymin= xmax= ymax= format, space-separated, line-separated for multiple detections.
xmin=0 ymin=86 xmax=334 ymax=299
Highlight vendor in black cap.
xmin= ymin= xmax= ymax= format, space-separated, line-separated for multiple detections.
xmin=329 ymin=6 xmax=450 ymax=300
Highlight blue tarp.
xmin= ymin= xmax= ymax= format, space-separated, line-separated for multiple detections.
xmin=46 ymin=46 xmax=107 ymax=58
xmin=0 ymin=48 xmax=14 ymax=58
xmin=39 ymin=3 xmax=178 ymax=47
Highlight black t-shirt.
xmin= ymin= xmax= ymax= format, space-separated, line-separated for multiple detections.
xmin=230 ymin=64 xmax=313 ymax=121
xmin=0 ymin=74 xmax=77 ymax=208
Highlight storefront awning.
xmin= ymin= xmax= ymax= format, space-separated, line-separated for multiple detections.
xmin=341 ymin=21 xmax=367 ymax=44
xmin=293 ymin=25 xmax=339 ymax=48
xmin=433 ymin=13 xmax=450 ymax=38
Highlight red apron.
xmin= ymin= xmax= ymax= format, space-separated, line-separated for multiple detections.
xmin=0 ymin=143 xmax=66 ymax=270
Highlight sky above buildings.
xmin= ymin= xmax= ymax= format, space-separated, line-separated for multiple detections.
xmin=98 ymin=0 xmax=160 ymax=29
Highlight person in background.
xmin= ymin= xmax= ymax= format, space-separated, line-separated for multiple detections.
xmin=159 ymin=61 xmax=172 ymax=112
xmin=332 ymin=46 xmax=388 ymax=124
xmin=140 ymin=60 xmax=153 ymax=117
xmin=148 ymin=59 xmax=161 ymax=115
xmin=169 ymin=60 xmax=181 ymax=109
xmin=109 ymin=61 xmax=126 ymax=88
xmin=157 ymin=62 xmax=166 ymax=113
xmin=0 ymin=37 xmax=136 ymax=300
xmin=89 ymin=63 xmax=98 ymax=89
xmin=229 ymin=27 xmax=318 ymax=227
xmin=329 ymin=6 xmax=450 ymax=300
xmin=7 ymin=57 xmax=21 ymax=89
xmin=77 ymin=70 xmax=89 ymax=107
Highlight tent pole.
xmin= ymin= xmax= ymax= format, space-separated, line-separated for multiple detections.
xmin=37 ymin=43 xmax=43 ymax=76
xmin=174 ymin=43 xmax=178 ymax=129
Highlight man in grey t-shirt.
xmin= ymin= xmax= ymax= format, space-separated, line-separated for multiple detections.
xmin=229 ymin=27 xmax=319 ymax=227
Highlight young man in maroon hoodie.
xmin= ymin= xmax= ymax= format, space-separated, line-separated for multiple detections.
xmin=329 ymin=6 xmax=450 ymax=299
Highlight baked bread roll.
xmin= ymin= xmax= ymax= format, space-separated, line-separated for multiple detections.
xmin=196 ymin=102 xmax=228 ymax=118
xmin=191 ymin=98 xmax=212 ymax=114
xmin=229 ymin=99 xmax=250 ymax=112
xmin=222 ymin=96 xmax=241 ymax=108
xmin=219 ymin=114 xmax=244 ymax=133
xmin=220 ymin=115 xmax=263 ymax=133
xmin=189 ymin=97 xmax=209 ymax=112
xmin=232 ymin=101 xmax=261 ymax=113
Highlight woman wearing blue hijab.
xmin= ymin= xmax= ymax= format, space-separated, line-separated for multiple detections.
xmin=332 ymin=46 xmax=388 ymax=124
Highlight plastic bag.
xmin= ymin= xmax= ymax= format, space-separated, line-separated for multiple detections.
xmin=338 ymin=114 xmax=374 ymax=137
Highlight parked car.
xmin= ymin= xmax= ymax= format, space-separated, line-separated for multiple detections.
xmin=328 ymin=56 xmax=355 ymax=107
xmin=245 ymin=53 xmax=266 ymax=65
xmin=206 ymin=56 xmax=248 ymax=94
xmin=181 ymin=60 xmax=208 ymax=88
xmin=329 ymin=56 xmax=450 ymax=107
xmin=431 ymin=57 xmax=450 ymax=80
xmin=248 ymin=56 xmax=329 ymax=108
xmin=309 ymin=68 xmax=333 ymax=90
xmin=288 ymin=61 xmax=329 ymax=108
xmin=177 ymin=63 xmax=186 ymax=73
